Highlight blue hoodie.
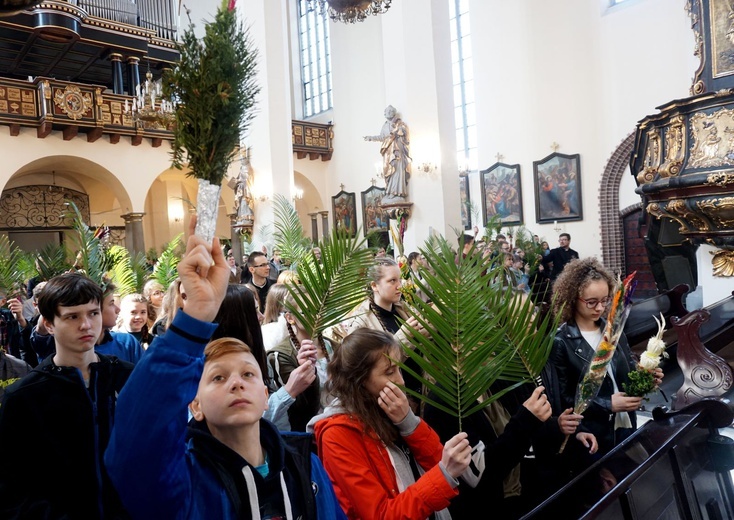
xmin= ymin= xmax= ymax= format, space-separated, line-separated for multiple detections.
xmin=105 ymin=311 xmax=344 ymax=520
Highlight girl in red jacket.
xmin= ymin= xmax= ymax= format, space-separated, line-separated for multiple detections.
xmin=308 ymin=328 xmax=472 ymax=519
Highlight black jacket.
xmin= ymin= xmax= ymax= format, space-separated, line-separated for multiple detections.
xmin=549 ymin=320 xmax=637 ymax=456
xmin=423 ymin=372 xmax=568 ymax=519
xmin=0 ymin=353 xmax=133 ymax=519
xmin=541 ymin=247 xmax=579 ymax=280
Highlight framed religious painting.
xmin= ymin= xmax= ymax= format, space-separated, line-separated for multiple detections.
xmin=532 ymin=152 xmax=583 ymax=223
xmin=331 ymin=189 xmax=357 ymax=238
xmin=361 ymin=185 xmax=389 ymax=237
xmin=459 ymin=175 xmax=471 ymax=230
xmin=480 ymin=162 xmax=523 ymax=226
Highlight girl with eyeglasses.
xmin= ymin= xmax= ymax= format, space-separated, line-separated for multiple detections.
xmin=548 ymin=257 xmax=657 ymax=462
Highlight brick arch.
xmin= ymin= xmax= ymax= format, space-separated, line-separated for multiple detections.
xmin=599 ymin=132 xmax=636 ymax=273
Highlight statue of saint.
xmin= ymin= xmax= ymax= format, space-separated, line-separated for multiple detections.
xmin=364 ymin=105 xmax=411 ymax=204
xmin=231 ymin=149 xmax=254 ymax=224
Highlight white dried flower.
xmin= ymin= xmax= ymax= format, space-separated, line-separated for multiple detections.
xmin=646 ymin=337 xmax=667 ymax=357
xmin=639 ymin=351 xmax=661 ymax=371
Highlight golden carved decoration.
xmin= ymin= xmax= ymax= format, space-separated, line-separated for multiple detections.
xmin=706 ymin=171 xmax=734 ymax=187
xmin=689 ymin=109 xmax=734 ymax=168
xmin=53 ymin=85 xmax=93 ymax=120
xmin=668 ymin=199 xmax=710 ymax=231
xmin=697 ymin=197 xmax=734 ymax=228
xmin=659 ymin=115 xmax=686 ymax=177
xmin=711 ymin=250 xmax=734 ymax=277
xmin=646 ymin=202 xmax=688 ymax=233
xmin=637 ymin=128 xmax=661 ymax=184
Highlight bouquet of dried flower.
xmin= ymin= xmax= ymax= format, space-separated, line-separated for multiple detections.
xmin=623 ymin=312 xmax=667 ymax=398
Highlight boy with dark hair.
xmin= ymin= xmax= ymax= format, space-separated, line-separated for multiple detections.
xmin=0 ymin=272 xmax=133 ymax=519
xmin=106 ymin=233 xmax=344 ymax=520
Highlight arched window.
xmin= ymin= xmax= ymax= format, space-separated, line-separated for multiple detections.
xmin=297 ymin=0 xmax=333 ymax=117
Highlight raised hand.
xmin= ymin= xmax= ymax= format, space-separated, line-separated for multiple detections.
xmin=177 ymin=216 xmax=229 ymax=323
xmin=611 ymin=392 xmax=643 ymax=412
xmin=441 ymin=432 xmax=472 ymax=479
xmin=377 ymin=381 xmax=410 ymax=424
xmin=283 ymin=361 xmax=317 ymax=398
xmin=557 ymin=408 xmax=584 ymax=435
xmin=523 ymin=386 xmax=552 ymax=422
xmin=576 ymin=432 xmax=598 ymax=454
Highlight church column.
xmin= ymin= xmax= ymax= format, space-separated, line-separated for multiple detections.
xmin=319 ymin=211 xmax=329 ymax=240
xmin=109 ymin=53 xmax=124 ymax=95
xmin=307 ymin=212 xmax=319 ymax=242
xmin=126 ymin=56 xmax=140 ymax=96
xmin=229 ymin=213 xmax=243 ymax=265
xmin=122 ymin=212 xmax=145 ymax=255
xmin=240 ymin=0 xmax=295 ymax=250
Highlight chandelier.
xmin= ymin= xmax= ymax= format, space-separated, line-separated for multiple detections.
xmin=310 ymin=0 xmax=392 ymax=24
xmin=123 ymin=70 xmax=176 ymax=128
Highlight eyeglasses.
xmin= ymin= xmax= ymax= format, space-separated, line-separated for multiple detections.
xmin=578 ymin=297 xmax=611 ymax=309
xmin=253 ymin=263 xmax=269 ymax=268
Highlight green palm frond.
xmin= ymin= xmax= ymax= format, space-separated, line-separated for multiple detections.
xmin=165 ymin=3 xmax=259 ymax=185
xmin=0 ymin=235 xmax=26 ymax=296
xmin=151 ymin=234 xmax=183 ymax=289
xmin=67 ymin=201 xmax=106 ymax=287
xmin=397 ymin=233 xmax=560 ymax=430
xmin=17 ymin=253 xmax=37 ymax=286
xmin=273 ymin=194 xmax=310 ymax=268
xmin=35 ymin=243 xmax=70 ymax=280
xmin=285 ymin=227 xmax=374 ymax=340
xmin=107 ymin=245 xmax=149 ymax=296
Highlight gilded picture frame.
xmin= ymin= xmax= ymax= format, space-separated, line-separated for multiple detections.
xmin=532 ymin=152 xmax=582 ymax=223
xmin=331 ymin=190 xmax=357 ymax=238
xmin=480 ymin=162 xmax=522 ymax=226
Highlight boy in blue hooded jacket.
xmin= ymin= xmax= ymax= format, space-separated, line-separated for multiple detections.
xmin=105 ymin=229 xmax=344 ymax=520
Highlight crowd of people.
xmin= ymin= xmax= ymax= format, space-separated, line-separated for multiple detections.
xmin=0 ymin=224 xmax=662 ymax=519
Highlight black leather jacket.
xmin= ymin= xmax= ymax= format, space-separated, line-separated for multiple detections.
xmin=550 ymin=320 xmax=637 ymax=455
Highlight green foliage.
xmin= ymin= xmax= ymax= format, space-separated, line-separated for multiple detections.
xmin=107 ymin=245 xmax=149 ymax=297
xmin=35 ymin=243 xmax=71 ymax=280
xmin=0 ymin=235 xmax=25 ymax=297
xmin=67 ymin=201 xmax=106 ymax=287
xmin=285 ymin=227 xmax=374 ymax=341
xmin=151 ymin=234 xmax=183 ymax=290
xmin=398 ymin=234 xmax=561 ymax=430
xmin=622 ymin=369 xmax=656 ymax=399
xmin=273 ymin=194 xmax=310 ymax=268
xmin=164 ymin=4 xmax=259 ymax=185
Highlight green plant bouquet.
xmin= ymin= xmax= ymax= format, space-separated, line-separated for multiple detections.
xmin=164 ymin=0 xmax=259 ymax=243
xmin=623 ymin=312 xmax=668 ymax=399
xmin=559 ymin=271 xmax=637 ymax=453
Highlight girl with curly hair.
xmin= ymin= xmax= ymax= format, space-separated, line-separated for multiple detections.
xmin=549 ymin=258 xmax=658 ymax=460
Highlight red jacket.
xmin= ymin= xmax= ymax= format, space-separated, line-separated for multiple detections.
xmin=313 ymin=412 xmax=458 ymax=520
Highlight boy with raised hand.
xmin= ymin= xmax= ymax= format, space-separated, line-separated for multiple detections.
xmin=105 ymin=231 xmax=344 ymax=520
xmin=0 ymin=272 xmax=133 ymax=519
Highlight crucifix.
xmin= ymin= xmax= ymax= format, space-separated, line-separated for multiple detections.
xmin=495 ymin=152 xmax=504 ymax=163
xmin=339 ymin=183 xmax=345 ymax=191
xmin=550 ymin=142 xmax=560 ymax=152
xmin=370 ymin=178 xmax=376 ymax=186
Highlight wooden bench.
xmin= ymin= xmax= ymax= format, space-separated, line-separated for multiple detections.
xmin=623 ymin=283 xmax=689 ymax=356
xmin=670 ymin=291 xmax=734 ymax=410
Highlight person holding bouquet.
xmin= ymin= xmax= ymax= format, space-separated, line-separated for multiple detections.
xmin=548 ymin=258 xmax=663 ymax=460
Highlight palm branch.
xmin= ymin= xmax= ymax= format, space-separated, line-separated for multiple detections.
xmin=35 ymin=243 xmax=71 ymax=280
xmin=0 ymin=235 xmax=26 ymax=297
xmin=107 ymin=245 xmax=149 ymax=296
xmin=273 ymin=194 xmax=310 ymax=268
xmin=151 ymin=234 xmax=183 ymax=289
xmin=67 ymin=201 xmax=106 ymax=287
xmin=285 ymin=227 xmax=374 ymax=345
xmin=397 ymin=234 xmax=560 ymax=430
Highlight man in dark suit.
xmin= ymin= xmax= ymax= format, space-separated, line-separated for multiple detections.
xmin=541 ymin=233 xmax=579 ymax=281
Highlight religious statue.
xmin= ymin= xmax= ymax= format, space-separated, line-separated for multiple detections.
xmin=230 ymin=148 xmax=254 ymax=227
xmin=364 ymin=105 xmax=411 ymax=204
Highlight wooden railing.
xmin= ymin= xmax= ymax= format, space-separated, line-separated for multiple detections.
xmin=523 ymin=399 xmax=734 ymax=519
